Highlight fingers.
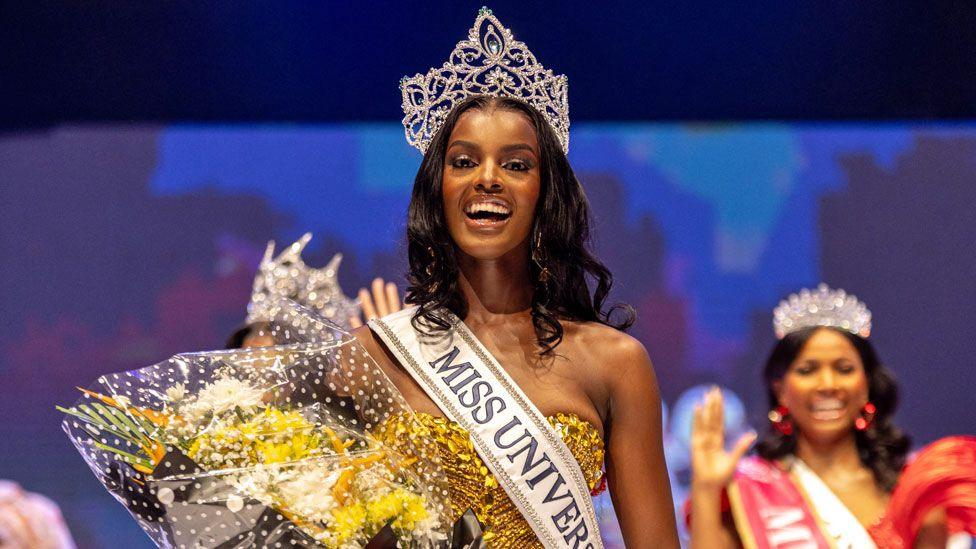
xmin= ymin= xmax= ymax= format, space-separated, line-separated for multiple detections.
xmin=731 ymin=431 xmax=758 ymax=462
xmin=348 ymin=315 xmax=363 ymax=329
xmin=358 ymin=278 xmax=403 ymax=324
xmin=385 ymin=281 xmax=401 ymax=314
xmin=371 ymin=278 xmax=389 ymax=316
xmin=709 ymin=386 xmax=725 ymax=431
xmin=701 ymin=387 xmax=716 ymax=434
xmin=359 ymin=286 xmax=378 ymax=321
xmin=701 ymin=391 xmax=712 ymax=432
xmin=697 ymin=386 xmax=729 ymax=446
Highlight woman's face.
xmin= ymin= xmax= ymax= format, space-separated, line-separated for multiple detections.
xmin=775 ymin=328 xmax=870 ymax=442
xmin=241 ymin=323 xmax=275 ymax=349
xmin=441 ymin=106 xmax=541 ymax=261
xmin=242 ymin=331 xmax=275 ymax=349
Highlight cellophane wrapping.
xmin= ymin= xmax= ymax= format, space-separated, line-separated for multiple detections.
xmin=60 ymin=300 xmax=451 ymax=548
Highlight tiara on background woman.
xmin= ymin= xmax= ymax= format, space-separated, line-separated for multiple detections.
xmin=772 ymin=284 xmax=872 ymax=339
xmin=399 ymin=7 xmax=570 ymax=154
xmin=246 ymin=233 xmax=359 ymax=327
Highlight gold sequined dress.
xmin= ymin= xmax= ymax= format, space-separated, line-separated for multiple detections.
xmin=376 ymin=411 xmax=605 ymax=548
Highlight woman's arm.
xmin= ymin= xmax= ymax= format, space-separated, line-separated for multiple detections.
xmin=604 ymin=336 xmax=680 ymax=548
xmin=688 ymin=486 xmax=741 ymax=549
xmin=913 ymin=507 xmax=948 ymax=549
xmin=689 ymin=388 xmax=754 ymax=549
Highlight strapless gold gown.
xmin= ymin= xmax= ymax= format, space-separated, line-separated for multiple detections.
xmin=376 ymin=411 xmax=605 ymax=548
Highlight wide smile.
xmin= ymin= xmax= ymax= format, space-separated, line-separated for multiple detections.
xmin=462 ymin=197 xmax=513 ymax=232
xmin=809 ymin=397 xmax=848 ymax=422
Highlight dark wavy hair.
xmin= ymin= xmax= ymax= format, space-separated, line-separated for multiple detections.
xmin=755 ymin=326 xmax=911 ymax=491
xmin=403 ymin=95 xmax=633 ymax=354
xmin=224 ymin=325 xmax=251 ymax=349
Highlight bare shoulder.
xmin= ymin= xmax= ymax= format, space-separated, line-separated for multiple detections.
xmin=562 ymin=320 xmax=652 ymax=370
xmin=560 ymin=320 xmax=657 ymax=395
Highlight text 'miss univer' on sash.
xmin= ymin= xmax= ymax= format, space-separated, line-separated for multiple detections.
xmin=369 ymin=307 xmax=603 ymax=549
xmin=729 ymin=456 xmax=877 ymax=549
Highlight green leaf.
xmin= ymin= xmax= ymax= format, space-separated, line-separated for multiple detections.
xmin=92 ymin=441 xmax=153 ymax=468
xmin=64 ymin=405 xmax=126 ymax=440
xmin=80 ymin=404 xmax=145 ymax=446
xmin=129 ymin=412 xmax=156 ymax=435
xmin=69 ymin=404 xmax=110 ymax=429
xmin=93 ymin=403 xmax=131 ymax=432
xmin=58 ymin=405 xmax=99 ymax=425
xmin=105 ymin=405 xmax=145 ymax=436
xmin=77 ymin=404 xmax=117 ymax=431
xmin=81 ymin=423 xmax=105 ymax=440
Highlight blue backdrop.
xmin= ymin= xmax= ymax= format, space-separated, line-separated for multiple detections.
xmin=1 ymin=123 xmax=974 ymax=546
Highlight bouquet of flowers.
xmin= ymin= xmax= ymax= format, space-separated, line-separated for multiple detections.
xmin=59 ymin=300 xmax=451 ymax=548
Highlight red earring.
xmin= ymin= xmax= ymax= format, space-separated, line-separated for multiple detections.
xmin=855 ymin=402 xmax=877 ymax=431
xmin=768 ymin=405 xmax=794 ymax=436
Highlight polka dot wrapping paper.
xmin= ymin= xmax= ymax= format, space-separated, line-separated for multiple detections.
xmin=58 ymin=299 xmax=452 ymax=548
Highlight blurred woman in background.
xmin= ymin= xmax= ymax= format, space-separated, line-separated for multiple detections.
xmin=0 ymin=481 xmax=75 ymax=549
xmin=689 ymin=285 xmax=976 ymax=548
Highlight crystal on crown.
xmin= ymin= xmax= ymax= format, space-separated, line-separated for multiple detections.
xmin=772 ymin=284 xmax=872 ymax=339
xmin=399 ymin=7 xmax=570 ymax=154
xmin=246 ymin=233 xmax=360 ymax=328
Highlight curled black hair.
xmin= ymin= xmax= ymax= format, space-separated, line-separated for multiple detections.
xmin=224 ymin=325 xmax=252 ymax=349
xmin=755 ymin=326 xmax=911 ymax=491
xmin=223 ymin=322 xmax=271 ymax=350
xmin=403 ymin=95 xmax=633 ymax=354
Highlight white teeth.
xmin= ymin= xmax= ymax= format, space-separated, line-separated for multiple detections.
xmin=812 ymin=399 xmax=844 ymax=411
xmin=465 ymin=202 xmax=511 ymax=215
xmin=811 ymin=399 xmax=845 ymax=421
xmin=811 ymin=409 xmax=844 ymax=421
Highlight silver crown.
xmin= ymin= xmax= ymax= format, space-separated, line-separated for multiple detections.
xmin=772 ymin=284 xmax=872 ymax=339
xmin=246 ymin=233 xmax=360 ymax=329
xmin=399 ymin=6 xmax=570 ymax=154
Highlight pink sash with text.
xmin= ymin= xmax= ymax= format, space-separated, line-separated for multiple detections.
xmin=730 ymin=457 xmax=832 ymax=549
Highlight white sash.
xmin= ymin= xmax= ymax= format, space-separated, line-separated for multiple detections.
xmin=790 ymin=459 xmax=877 ymax=549
xmin=369 ymin=307 xmax=604 ymax=549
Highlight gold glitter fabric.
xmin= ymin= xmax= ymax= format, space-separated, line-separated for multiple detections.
xmin=375 ymin=411 xmax=605 ymax=548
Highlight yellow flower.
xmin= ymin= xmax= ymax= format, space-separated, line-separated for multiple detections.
xmin=330 ymin=503 xmax=366 ymax=545
xmin=365 ymin=489 xmax=429 ymax=531
xmin=186 ymin=406 xmax=323 ymax=468
xmin=188 ymin=438 xmax=201 ymax=457
xmin=254 ymin=432 xmax=321 ymax=464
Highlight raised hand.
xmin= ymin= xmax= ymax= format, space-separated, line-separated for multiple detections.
xmin=349 ymin=277 xmax=403 ymax=328
xmin=691 ymin=387 xmax=757 ymax=491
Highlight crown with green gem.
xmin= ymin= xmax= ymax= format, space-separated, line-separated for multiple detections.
xmin=772 ymin=284 xmax=872 ymax=339
xmin=399 ymin=7 xmax=570 ymax=154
